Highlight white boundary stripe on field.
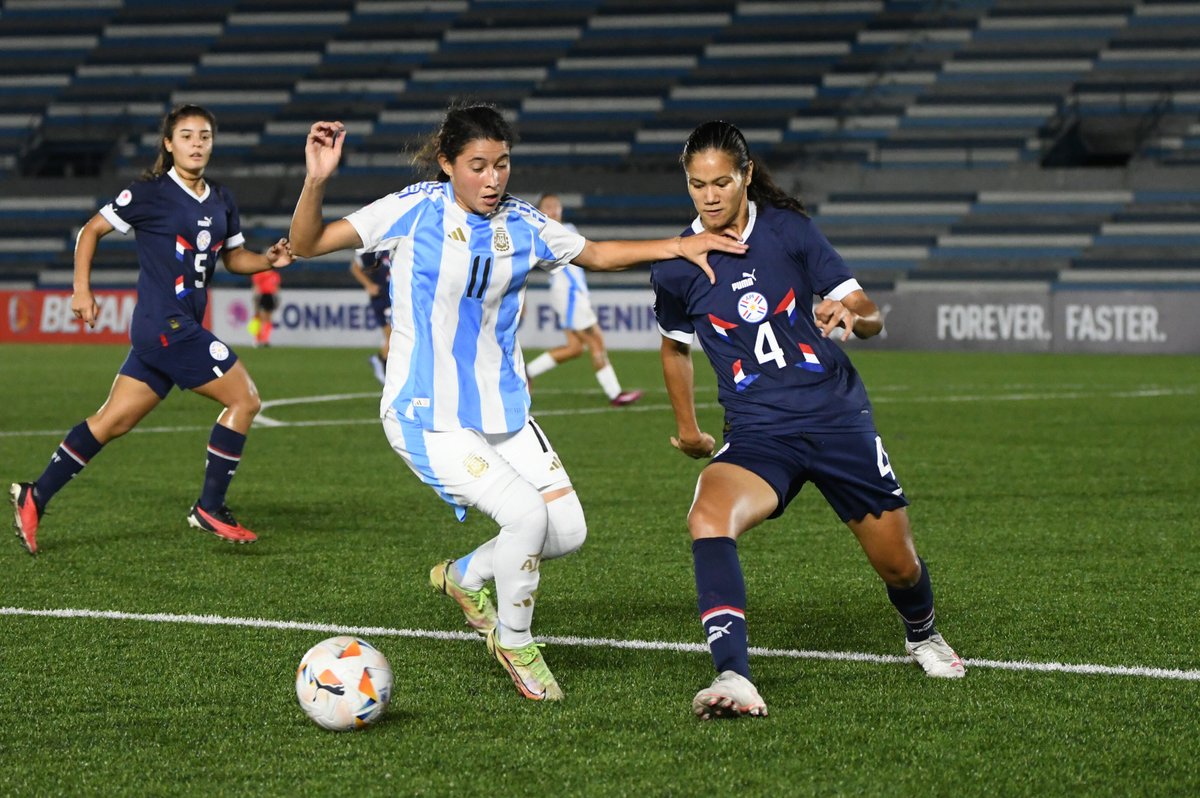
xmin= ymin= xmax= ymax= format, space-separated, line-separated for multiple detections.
xmin=1 ymin=385 xmax=1196 ymax=439
xmin=3 ymin=606 xmax=1198 ymax=682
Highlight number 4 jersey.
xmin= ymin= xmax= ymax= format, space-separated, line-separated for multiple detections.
xmin=651 ymin=201 xmax=876 ymax=435
xmin=99 ymin=167 xmax=244 ymax=351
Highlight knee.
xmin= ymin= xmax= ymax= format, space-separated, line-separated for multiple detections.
xmin=92 ymin=418 xmax=131 ymax=443
xmin=488 ymin=479 xmax=548 ymax=534
xmin=879 ymin=556 xmax=922 ymax=588
xmin=89 ymin=411 xmax=137 ymax=442
xmin=544 ymin=491 xmax=587 ymax=559
xmin=235 ymin=391 xmax=262 ymax=418
xmin=686 ymin=505 xmax=727 ymax=540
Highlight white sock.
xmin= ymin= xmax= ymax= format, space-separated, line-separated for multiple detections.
xmin=456 ymin=538 xmax=496 ymax=590
xmin=492 ymin=505 xmax=545 ymax=648
xmin=595 ymin=363 xmax=622 ymax=400
xmin=526 ymin=352 xmax=558 ymax=379
xmin=472 ymin=477 xmax=547 ymax=648
xmin=543 ymin=491 xmax=587 ymax=560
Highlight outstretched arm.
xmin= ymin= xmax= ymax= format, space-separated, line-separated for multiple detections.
xmin=222 ymin=238 xmax=293 ymax=274
xmin=289 ymin=121 xmax=364 ymax=258
xmin=813 ymin=289 xmax=883 ymax=341
xmin=573 ymin=231 xmax=747 ymax=284
xmin=661 ymin=336 xmax=715 ymax=458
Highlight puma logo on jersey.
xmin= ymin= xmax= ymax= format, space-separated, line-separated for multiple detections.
xmin=198 ymin=216 xmax=212 ymax=227
xmin=448 ymin=227 xmax=467 ymax=242
xmin=731 ymin=269 xmax=757 ymax=290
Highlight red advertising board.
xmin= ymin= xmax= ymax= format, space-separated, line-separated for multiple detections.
xmin=0 ymin=290 xmax=137 ymax=343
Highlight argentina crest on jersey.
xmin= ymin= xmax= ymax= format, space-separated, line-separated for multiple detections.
xmin=492 ymin=227 xmax=511 ymax=253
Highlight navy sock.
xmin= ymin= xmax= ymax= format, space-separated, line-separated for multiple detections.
xmin=886 ymin=557 xmax=937 ymax=642
xmin=34 ymin=421 xmax=104 ymax=508
xmin=199 ymin=424 xmax=246 ymax=511
xmin=693 ymin=537 xmax=750 ymax=680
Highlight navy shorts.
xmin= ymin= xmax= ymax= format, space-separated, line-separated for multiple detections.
xmin=711 ymin=428 xmax=910 ymax=523
xmin=120 ymin=326 xmax=239 ymax=398
xmin=369 ymin=293 xmax=391 ymax=329
xmin=256 ymin=292 xmax=278 ymax=313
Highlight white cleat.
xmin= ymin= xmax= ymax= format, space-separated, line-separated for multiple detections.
xmin=692 ymin=670 xmax=768 ymax=720
xmin=906 ymin=632 xmax=966 ymax=678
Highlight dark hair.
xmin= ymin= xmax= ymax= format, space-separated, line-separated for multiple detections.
xmin=413 ymin=101 xmax=516 ymax=182
xmin=143 ymin=104 xmax=217 ymax=179
xmin=680 ymin=120 xmax=806 ymax=216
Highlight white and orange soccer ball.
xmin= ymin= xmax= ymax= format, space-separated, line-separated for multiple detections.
xmin=295 ymin=636 xmax=392 ymax=731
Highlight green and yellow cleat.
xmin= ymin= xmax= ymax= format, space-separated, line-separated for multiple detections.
xmin=429 ymin=559 xmax=498 ymax=635
xmin=486 ymin=628 xmax=563 ymax=701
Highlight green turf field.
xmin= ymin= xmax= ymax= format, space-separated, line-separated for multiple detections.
xmin=1 ymin=344 xmax=1197 ymax=797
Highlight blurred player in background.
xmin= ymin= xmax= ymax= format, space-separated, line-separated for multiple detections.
xmin=9 ymin=104 xmax=292 ymax=554
xmin=289 ymin=102 xmax=745 ymax=702
xmin=524 ymin=193 xmax=642 ymax=406
xmin=652 ymin=120 xmax=965 ymax=720
xmin=349 ymin=247 xmax=392 ymax=384
xmin=248 ymin=266 xmax=280 ymax=346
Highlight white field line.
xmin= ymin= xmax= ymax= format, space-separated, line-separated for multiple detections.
xmin=2 ymin=606 xmax=1198 ymax=682
xmin=1 ymin=386 xmax=1197 ymax=439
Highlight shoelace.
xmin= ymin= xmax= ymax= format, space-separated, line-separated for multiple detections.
xmin=470 ymin=587 xmax=493 ymax=612
xmin=511 ymin=643 xmax=554 ymax=684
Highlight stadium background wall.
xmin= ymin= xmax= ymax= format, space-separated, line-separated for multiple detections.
xmin=7 ymin=285 xmax=1191 ymax=354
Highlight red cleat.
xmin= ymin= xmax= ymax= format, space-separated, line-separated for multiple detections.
xmin=10 ymin=482 xmax=41 ymax=555
xmin=187 ymin=503 xmax=257 ymax=543
xmin=610 ymin=389 xmax=644 ymax=407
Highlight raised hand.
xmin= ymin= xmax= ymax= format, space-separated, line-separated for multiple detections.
xmin=304 ymin=121 xmax=346 ymax=180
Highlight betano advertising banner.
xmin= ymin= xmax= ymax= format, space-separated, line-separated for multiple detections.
xmin=7 ymin=286 xmax=1197 ymax=354
xmin=1 ymin=289 xmax=139 ymax=344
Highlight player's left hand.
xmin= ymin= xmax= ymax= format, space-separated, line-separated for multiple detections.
xmin=814 ymin=298 xmax=856 ymax=341
xmin=267 ymin=238 xmax=294 ymax=268
xmin=677 ymin=230 xmax=748 ymax=284
xmin=671 ymin=431 xmax=716 ymax=459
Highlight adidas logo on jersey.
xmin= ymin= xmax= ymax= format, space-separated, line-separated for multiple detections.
xmin=449 ymin=227 xmax=466 ymax=242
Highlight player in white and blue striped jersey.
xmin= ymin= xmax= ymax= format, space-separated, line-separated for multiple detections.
xmin=289 ymin=104 xmax=746 ymax=702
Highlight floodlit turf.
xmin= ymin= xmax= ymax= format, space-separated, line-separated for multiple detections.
xmin=1 ymin=343 xmax=1197 ymax=796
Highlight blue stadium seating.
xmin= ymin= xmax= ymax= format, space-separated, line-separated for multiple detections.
xmin=0 ymin=0 xmax=1197 ymax=289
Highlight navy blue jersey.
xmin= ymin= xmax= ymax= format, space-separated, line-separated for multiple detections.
xmin=651 ymin=202 xmax=875 ymax=435
xmin=99 ymin=168 xmax=245 ymax=351
xmin=357 ymin=249 xmax=392 ymax=286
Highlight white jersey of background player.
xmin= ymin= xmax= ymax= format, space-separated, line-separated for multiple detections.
xmin=526 ymin=193 xmax=643 ymax=407
xmin=288 ymin=105 xmax=747 ymax=702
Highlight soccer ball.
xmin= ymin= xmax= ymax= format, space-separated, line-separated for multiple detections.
xmin=295 ymin=635 xmax=392 ymax=731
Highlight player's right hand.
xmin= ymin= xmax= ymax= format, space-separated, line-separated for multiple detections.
xmin=305 ymin=121 xmax=346 ymax=179
xmin=71 ymin=289 xmax=99 ymax=328
xmin=671 ymin=431 xmax=716 ymax=459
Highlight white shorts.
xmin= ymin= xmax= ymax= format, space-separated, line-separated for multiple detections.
xmin=382 ymin=409 xmax=572 ymax=520
xmin=549 ymin=277 xmax=598 ymax=331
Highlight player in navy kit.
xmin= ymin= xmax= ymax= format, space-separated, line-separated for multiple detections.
xmin=651 ymin=121 xmax=965 ymax=720
xmin=9 ymin=104 xmax=293 ymax=553
xmin=349 ymin=248 xmax=392 ymax=384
